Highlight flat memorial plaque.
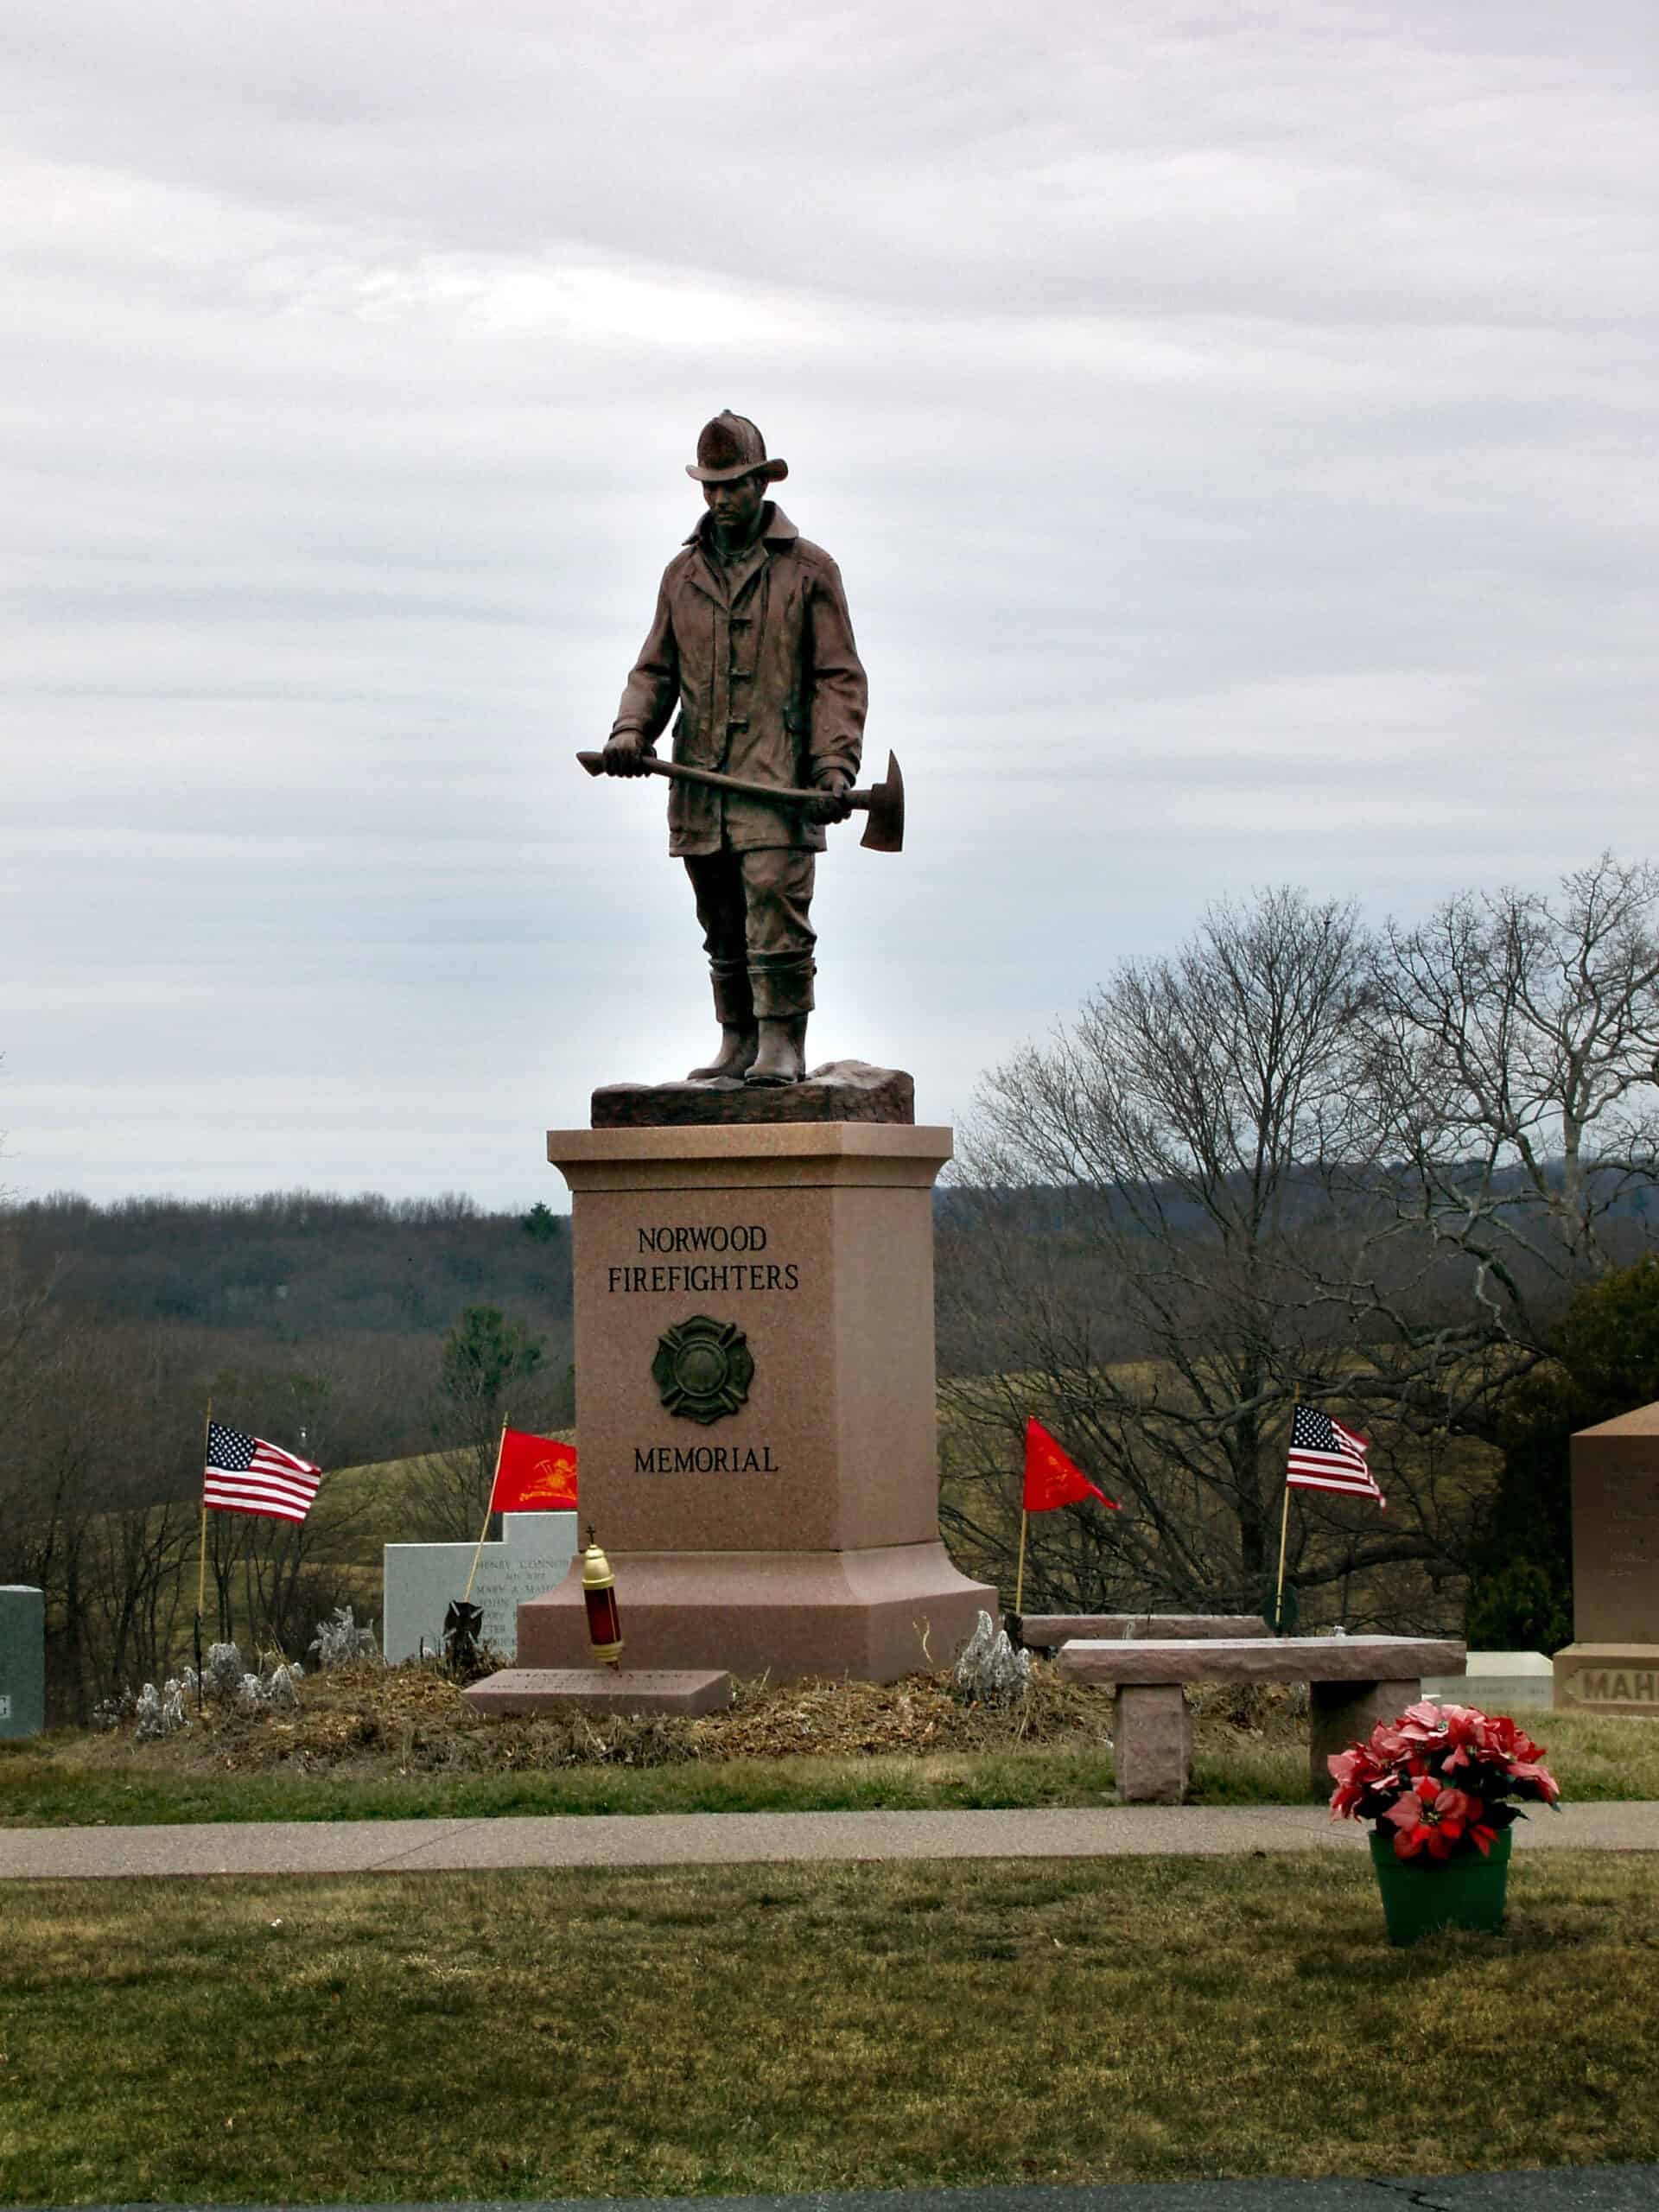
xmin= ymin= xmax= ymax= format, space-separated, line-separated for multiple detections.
xmin=462 ymin=1666 xmax=732 ymax=1717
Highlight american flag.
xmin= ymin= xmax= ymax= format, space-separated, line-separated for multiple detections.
xmin=1286 ymin=1404 xmax=1385 ymax=1507
xmin=204 ymin=1421 xmax=322 ymax=1524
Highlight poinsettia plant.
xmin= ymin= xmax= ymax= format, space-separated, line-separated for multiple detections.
xmin=1329 ymin=1700 xmax=1561 ymax=1862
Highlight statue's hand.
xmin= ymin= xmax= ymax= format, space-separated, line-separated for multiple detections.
xmin=601 ymin=731 xmax=653 ymax=777
xmin=802 ymin=769 xmax=853 ymax=824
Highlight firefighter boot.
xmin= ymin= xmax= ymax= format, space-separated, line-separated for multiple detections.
xmin=745 ymin=1015 xmax=809 ymax=1087
xmin=687 ymin=1025 xmax=759 ymax=1082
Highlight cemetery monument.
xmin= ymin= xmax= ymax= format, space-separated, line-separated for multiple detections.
xmin=1553 ymin=1400 xmax=1659 ymax=1714
xmin=467 ymin=414 xmax=994 ymax=1705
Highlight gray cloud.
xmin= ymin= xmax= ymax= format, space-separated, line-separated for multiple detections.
xmin=3 ymin=1 xmax=1656 ymax=1204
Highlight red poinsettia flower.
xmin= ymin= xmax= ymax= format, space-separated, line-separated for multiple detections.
xmin=1384 ymin=1777 xmax=1478 ymax=1859
xmin=1328 ymin=1700 xmax=1561 ymax=1856
xmin=1506 ymin=1755 xmax=1560 ymax=1803
xmin=1327 ymin=1741 xmax=1389 ymax=1817
xmin=1395 ymin=1699 xmax=1449 ymax=1742
xmin=1425 ymin=1702 xmax=1492 ymax=1771
xmin=1485 ymin=1713 xmax=1540 ymax=1761
xmin=1369 ymin=1718 xmax=1413 ymax=1764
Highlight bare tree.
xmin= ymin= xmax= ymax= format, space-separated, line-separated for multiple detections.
xmin=940 ymin=888 xmax=1497 ymax=1628
xmin=1365 ymin=855 xmax=1659 ymax=1340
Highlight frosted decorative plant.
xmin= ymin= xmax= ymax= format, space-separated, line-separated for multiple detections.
xmin=309 ymin=1605 xmax=379 ymax=1669
xmin=105 ymin=1655 xmax=299 ymax=1738
xmin=134 ymin=1680 xmax=188 ymax=1740
xmin=954 ymin=1610 xmax=1032 ymax=1702
xmin=207 ymin=1642 xmax=246 ymax=1700
xmin=232 ymin=1659 xmax=303 ymax=1713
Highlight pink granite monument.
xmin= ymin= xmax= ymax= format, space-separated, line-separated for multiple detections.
xmin=1552 ymin=1400 xmax=1659 ymax=1717
xmin=501 ymin=1077 xmax=995 ymax=1687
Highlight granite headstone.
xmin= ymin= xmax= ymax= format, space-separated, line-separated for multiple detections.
xmin=0 ymin=1586 xmax=46 ymax=1738
xmin=384 ymin=1514 xmax=577 ymax=1666
xmin=1553 ymin=1401 xmax=1659 ymax=1715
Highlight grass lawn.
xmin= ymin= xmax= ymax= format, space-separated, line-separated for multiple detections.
xmin=3 ymin=1689 xmax=1655 ymax=1827
xmin=3 ymin=1853 xmax=1657 ymax=2203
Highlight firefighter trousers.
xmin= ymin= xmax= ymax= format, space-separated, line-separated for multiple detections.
xmin=683 ymin=846 xmax=817 ymax=1024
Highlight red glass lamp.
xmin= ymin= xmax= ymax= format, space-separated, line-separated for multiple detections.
xmin=581 ymin=1526 xmax=623 ymax=1669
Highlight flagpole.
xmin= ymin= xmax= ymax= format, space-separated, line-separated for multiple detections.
xmin=1272 ymin=1482 xmax=1293 ymax=1636
xmin=194 ymin=1400 xmax=211 ymax=1713
xmin=462 ymin=1416 xmax=509 ymax=1605
xmin=1013 ymin=1509 xmax=1029 ymax=1618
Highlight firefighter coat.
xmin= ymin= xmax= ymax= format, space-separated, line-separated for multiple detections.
xmin=609 ymin=505 xmax=867 ymax=855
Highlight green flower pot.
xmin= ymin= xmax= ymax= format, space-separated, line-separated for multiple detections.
xmin=1368 ymin=1825 xmax=1512 ymax=1944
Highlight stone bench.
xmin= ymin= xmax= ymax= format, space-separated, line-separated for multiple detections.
xmin=1021 ymin=1613 xmax=1268 ymax=1652
xmin=1056 ymin=1634 xmax=1466 ymax=1804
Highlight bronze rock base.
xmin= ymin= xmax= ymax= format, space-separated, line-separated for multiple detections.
xmin=592 ymin=1059 xmax=912 ymax=1128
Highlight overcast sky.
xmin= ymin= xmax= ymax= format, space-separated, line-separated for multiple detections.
xmin=3 ymin=0 xmax=1656 ymax=1211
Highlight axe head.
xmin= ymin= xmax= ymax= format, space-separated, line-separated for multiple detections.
xmin=859 ymin=749 xmax=905 ymax=854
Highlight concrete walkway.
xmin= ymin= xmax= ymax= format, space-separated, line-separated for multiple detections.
xmin=3 ymin=1799 xmax=1656 ymax=1880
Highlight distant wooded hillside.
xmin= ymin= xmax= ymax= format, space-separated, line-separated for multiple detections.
xmin=5 ymin=1191 xmax=571 ymax=1337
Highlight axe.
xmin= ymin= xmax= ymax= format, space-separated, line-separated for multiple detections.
xmin=576 ymin=747 xmax=905 ymax=854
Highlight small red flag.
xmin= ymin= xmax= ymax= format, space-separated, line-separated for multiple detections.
xmin=490 ymin=1429 xmax=577 ymax=1513
xmin=1023 ymin=1417 xmax=1118 ymax=1515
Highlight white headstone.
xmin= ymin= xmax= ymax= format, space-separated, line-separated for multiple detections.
xmin=383 ymin=1514 xmax=577 ymax=1664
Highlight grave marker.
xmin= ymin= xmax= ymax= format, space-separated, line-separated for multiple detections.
xmin=383 ymin=1514 xmax=576 ymax=1665
xmin=0 ymin=1586 xmax=45 ymax=1738
xmin=1553 ymin=1401 xmax=1659 ymax=1715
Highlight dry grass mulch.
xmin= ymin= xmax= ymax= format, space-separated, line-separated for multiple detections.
xmin=67 ymin=1656 xmax=1141 ymax=1779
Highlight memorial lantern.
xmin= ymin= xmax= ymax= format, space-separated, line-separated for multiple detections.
xmin=581 ymin=1528 xmax=623 ymax=1669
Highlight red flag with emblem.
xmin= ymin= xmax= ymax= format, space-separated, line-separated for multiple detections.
xmin=490 ymin=1429 xmax=578 ymax=1513
xmin=1023 ymin=1417 xmax=1117 ymax=1514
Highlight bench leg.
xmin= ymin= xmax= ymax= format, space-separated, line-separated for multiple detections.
xmin=1114 ymin=1684 xmax=1192 ymax=1804
xmin=1307 ymin=1676 xmax=1421 ymax=1800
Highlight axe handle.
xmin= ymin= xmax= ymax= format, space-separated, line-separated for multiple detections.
xmin=575 ymin=750 xmax=874 ymax=811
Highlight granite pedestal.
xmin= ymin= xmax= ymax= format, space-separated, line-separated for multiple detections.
xmin=503 ymin=1085 xmax=995 ymax=1687
xmin=1554 ymin=1402 xmax=1659 ymax=1717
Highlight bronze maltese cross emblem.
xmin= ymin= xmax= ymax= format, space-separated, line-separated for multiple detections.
xmin=651 ymin=1314 xmax=754 ymax=1425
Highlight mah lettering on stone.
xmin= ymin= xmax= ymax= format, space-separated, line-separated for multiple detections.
xmin=1573 ymin=1667 xmax=1658 ymax=1705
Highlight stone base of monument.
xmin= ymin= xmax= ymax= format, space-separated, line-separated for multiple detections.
xmin=462 ymin=1666 xmax=732 ymax=1718
xmin=515 ymin=1541 xmax=986 ymax=1681
xmin=494 ymin=1093 xmax=995 ymax=1690
xmin=1552 ymin=1643 xmax=1659 ymax=1716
